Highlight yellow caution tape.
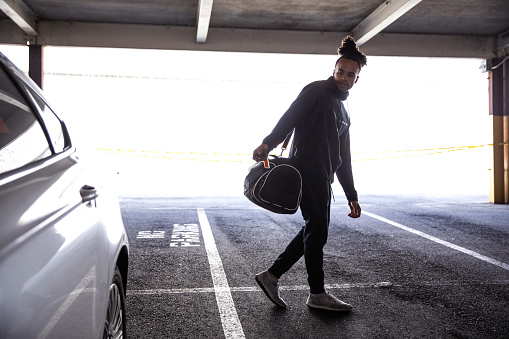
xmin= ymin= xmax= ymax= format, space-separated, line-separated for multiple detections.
xmin=96 ymin=143 xmax=504 ymax=163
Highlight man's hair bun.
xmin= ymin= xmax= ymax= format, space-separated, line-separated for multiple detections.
xmin=337 ymin=36 xmax=367 ymax=68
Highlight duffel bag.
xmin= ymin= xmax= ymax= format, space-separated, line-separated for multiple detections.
xmin=244 ymin=156 xmax=302 ymax=214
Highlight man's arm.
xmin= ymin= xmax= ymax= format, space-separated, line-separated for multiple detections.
xmin=260 ymin=81 xmax=322 ymax=153
xmin=336 ymin=130 xmax=361 ymax=218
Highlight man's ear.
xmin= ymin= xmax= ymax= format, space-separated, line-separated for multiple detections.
xmin=354 ymin=75 xmax=360 ymax=84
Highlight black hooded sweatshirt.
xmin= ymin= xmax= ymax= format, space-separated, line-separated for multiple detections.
xmin=262 ymin=76 xmax=358 ymax=203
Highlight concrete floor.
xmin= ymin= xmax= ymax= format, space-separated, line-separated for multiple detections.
xmin=121 ymin=194 xmax=508 ymax=338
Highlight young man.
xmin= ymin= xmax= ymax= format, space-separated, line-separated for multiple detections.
xmin=252 ymin=36 xmax=366 ymax=311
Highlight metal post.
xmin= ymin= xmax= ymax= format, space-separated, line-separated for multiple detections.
xmin=504 ymin=59 xmax=509 ymax=203
xmin=489 ymin=58 xmax=509 ymax=204
xmin=28 ymin=44 xmax=44 ymax=89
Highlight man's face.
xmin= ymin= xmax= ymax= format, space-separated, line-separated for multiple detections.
xmin=333 ymin=58 xmax=360 ymax=92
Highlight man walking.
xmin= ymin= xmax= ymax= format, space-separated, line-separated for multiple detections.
xmin=252 ymin=36 xmax=366 ymax=311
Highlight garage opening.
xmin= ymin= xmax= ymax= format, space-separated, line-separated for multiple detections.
xmin=1 ymin=45 xmax=490 ymax=198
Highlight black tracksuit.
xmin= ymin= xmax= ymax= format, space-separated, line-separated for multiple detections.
xmin=262 ymin=76 xmax=358 ymax=294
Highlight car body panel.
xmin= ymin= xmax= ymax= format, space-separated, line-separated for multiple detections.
xmin=0 ymin=51 xmax=128 ymax=339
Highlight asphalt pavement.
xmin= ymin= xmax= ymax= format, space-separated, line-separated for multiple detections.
xmin=120 ymin=194 xmax=509 ymax=338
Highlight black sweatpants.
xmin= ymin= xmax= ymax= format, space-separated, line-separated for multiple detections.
xmin=268 ymin=175 xmax=332 ymax=294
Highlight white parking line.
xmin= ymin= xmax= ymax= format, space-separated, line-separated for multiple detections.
xmin=128 ymin=282 xmax=393 ymax=295
xmin=363 ymin=211 xmax=509 ymax=271
xmin=197 ymin=208 xmax=245 ymax=339
xmin=127 ymin=280 xmax=509 ymax=296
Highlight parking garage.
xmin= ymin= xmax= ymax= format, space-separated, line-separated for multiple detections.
xmin=1 ymin=1 xmax=509 ymax=338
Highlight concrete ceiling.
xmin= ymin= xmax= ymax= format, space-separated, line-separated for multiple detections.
xmin=1 ymin=0 xmax=508 ymax=58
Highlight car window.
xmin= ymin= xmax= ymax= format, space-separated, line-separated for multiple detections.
xmin=0 ymin=65 xmax=51 ymax=175
xmin=23 ymin=86 xmax=66 ymax=153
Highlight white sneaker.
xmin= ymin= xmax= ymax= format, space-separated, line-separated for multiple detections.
xmin=255 ymin=271 xmax=287 ymax=308
xmin=306 ymin=291 xmax=352 ymax=311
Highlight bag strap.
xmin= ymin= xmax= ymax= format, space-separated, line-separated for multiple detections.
xmin=280 ymin=89 xmax=327 ymax=157
xmin=279 ymin=131 xmax=293 ymax=156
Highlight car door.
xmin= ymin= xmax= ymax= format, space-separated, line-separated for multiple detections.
xmin=0 ymin=56 xmax=110 ymax=338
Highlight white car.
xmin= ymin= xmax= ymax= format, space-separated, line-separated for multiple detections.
xmin=0 ymin=51 xmax=129 ymax=339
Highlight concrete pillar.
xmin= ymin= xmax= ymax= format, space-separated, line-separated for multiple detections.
xmin=489 ymin=58 xmax=509 ymax=204
xmin=28 ymin=44 xmax=44 ymax=89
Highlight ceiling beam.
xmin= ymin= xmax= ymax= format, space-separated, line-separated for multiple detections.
xmin=498 ymin=32 xmax=509 ymax=56
xmin=0 ymin=20 xmax=497 ymax=59
xmin=196 ymin=0 xmax=213 ymax=43
xmin=0 ymin=0 xmax=37 ymax=35
xmin=351 ymin=0 xmax=422 ymax=46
